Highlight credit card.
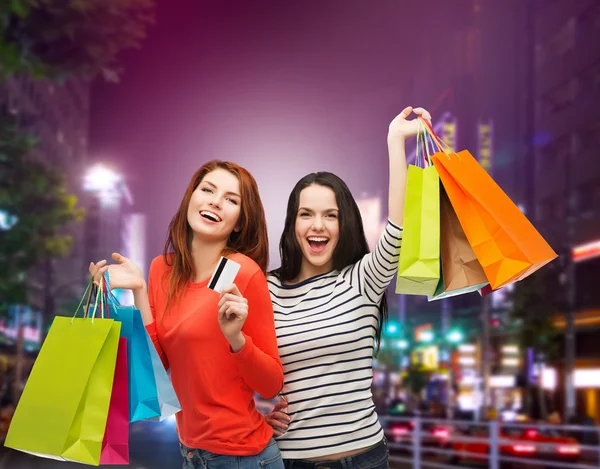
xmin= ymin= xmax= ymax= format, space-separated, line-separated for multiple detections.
xmin=208 ymin=257 xmax=241 ymax=293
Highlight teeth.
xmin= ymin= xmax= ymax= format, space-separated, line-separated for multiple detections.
xmin=308 ymin=237 xmax=328 ymax=242
xmin=200 ymin=211 xmax=221 ymax=222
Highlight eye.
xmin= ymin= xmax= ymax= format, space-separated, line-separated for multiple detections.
xmin=327 ymin=213 xmax=338 ymax=219
xmin=226 ymin=197 xmax=238 ymax=205
xmin=201 ymin=187 xmax=213 ymax=193
xmin=299 ymin=212 xmax=311 ymax=218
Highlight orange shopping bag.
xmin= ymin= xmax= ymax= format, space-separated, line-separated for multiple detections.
xmin=420 ymin=119 xmax=557 ymax=290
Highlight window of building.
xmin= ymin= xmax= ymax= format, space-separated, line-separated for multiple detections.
xmin=576 ymin=178 xmax=600 ymax=215
xmin=579 ymin=2 xmax=600 ymax=34
xmin=539 ymin=196 xmax=566 ymax=221
xmin=541 ymin=134 xmax=570 ymax=169
xmin=542 ymin=78 xmax=579 ymax=114
xmin=581 ymin=59 xmax=600 ymax=98
xmin=580 ymin=121 xmax=600 ymax=152
xmin=535 ymin=44 xmax=546 ymax=69
xmin=548 ymin=17 xmax=576 ymax=57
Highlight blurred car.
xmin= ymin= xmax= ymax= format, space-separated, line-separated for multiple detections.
xmin=517 ymin=426 xmax=580 ymax=463
xmin=447 ymin=425 xmax=537 ymax=466
xmin=447 ymin=425 xmax=580 ymax=466
xmin=382 ymin=407 xmax=451 ymax=451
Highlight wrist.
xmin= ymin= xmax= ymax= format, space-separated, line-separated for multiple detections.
xmin=228 ymin=332 xmax=246 ymax=353
xmin=388 ymin=131 xmax=408 ymax=144
xmin=133 ymin=281 xmax=147 ymax=295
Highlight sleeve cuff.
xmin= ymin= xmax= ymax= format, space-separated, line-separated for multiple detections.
xmin=231 ymin=333 xmax=254 ymax=361
xmin=145 ymin=321 xmax=157 ymax=338
xmin=387 ymin=219 xmax=404 ymax=237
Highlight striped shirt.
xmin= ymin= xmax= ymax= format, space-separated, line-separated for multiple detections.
xmin=267 ymin=220 xmax=403 ymax=459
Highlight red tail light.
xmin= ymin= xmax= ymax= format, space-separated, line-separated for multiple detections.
xmin=392 ymin=426 xmax=409 ymax=436
xmin=557 ymin=445 xmax=580 ymax=455
xmin=525 ymin=429 xmax=538 ymax=438
xmin=512 ymin=444 xmax=536 ymax=454
xmin=432 ymin=428 xmax=450 ymax=439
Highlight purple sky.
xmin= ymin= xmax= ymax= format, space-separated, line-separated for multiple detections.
xmin=89 ymin=0 xmax=459 ymax=267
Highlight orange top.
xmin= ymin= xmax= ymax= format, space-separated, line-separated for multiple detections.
xmin=145 ymin=252 xmax=283 ymax=455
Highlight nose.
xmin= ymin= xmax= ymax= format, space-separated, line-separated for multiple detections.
xmin=311 ymin=216 xmax=325 ymax=231
xmin=208 ymin=194 xmax=222 ymax=209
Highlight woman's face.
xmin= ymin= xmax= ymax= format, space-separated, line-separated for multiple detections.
xmin=187 ymin=168 xmax=242 ymax=243
xmin=294 ymin=184 xmax=340 ymax=274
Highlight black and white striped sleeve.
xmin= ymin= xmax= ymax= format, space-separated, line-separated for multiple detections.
xmin=345 ymin=220 xmax=403 ymax=303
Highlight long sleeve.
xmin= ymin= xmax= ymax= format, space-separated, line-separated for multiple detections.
xmin=145 ymin=258 xmax=170 ymax=370
xmin=344 ymin=220 xmax=403 ymax=304
xmin=232 ymin=271 xmax=283 ymax=399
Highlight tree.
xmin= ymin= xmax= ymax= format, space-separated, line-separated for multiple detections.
xmin=0 ymin=114 xmax=84 ymax=327
xmin=509 ymin=271 xmax=559 ymax=419
xmin=0 ymin=0 xmax=155 ymax=81
xmin=402 ymin=362 xmax=430 ymax=412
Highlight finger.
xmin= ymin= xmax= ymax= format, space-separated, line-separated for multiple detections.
xmin=90 ymin=260 xmax=107 ymax=275
xmin=398 ymin=106 xmax=413 ymax=119
xmin=218 ymin=293 xmax=239 ymax=309
xmin=90 ymin=260 xmax=106 ymax=279
xmin=221 ymin=283 xmax=242 ymax=297
xmin=93 ymin=266 xmax=109 ymax=285
xmin=272 ymin=429 xmax=285 ymax=437
xmin=273 ymin=401 xmax=288 ymax=413
xmin=270 ymin=411 xmax=291 ymax=422
xmin=225 ymin=305 xmax=241 ymax=319
xmin=265 ymin=417 xmax=289 ymax=430
xmin=413 ymin=108 xmax=432 ymax=122
xmin=112 ymin=252 xmax=127 ymax=264
xmin=227 ymin=305 xmax=248 ymax=320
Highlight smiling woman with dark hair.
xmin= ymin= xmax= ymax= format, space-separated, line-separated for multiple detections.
xmin=266 ymin=106 xmax=432 ymax=469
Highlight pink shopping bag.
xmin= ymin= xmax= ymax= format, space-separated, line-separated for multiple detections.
xmin=100 ymin=337 xmax=129 ymax=464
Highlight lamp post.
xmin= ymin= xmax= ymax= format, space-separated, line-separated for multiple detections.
xmin=82 ymin=164 xmax=131 ymax=285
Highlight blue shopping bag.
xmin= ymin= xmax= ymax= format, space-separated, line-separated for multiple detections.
xmin=144 ymin=332 xmax=181 ymax=421
xmin=97 ymin=281 xmax=161 ymax=423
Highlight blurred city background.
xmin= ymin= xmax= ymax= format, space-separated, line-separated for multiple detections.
xmin=1 ymin=0 xmax=599 ymax=468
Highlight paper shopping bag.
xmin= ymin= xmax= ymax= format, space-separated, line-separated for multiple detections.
xmin=110 ymin=304 xmax=161 ymax=422
xmin=100 ymin=337 xmax=129 ymax=465
xmin=144 ymin=331 xmax=181 ymax=421
xmin=395 ymin=164 xmax=441 ymax=296
xmin=432 ymin=149 xmax=557 ymax=290
xmin=5 ymin=316 xmax=120 ymax=466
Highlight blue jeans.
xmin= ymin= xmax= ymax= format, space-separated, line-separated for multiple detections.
xmin=282 ymin=438 xmax=389 ymax=469
xmin=180 ymin=438 xmax=284 ymax=469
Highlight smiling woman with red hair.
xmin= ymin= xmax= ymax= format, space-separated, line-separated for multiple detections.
xmin=90 ymin=160 xmax=285 ymax=469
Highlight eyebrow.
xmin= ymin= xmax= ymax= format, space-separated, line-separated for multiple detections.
xmin=298 ymin=207 xmax=339 ymax=213
xmin=202 ymin=180 xmax=241 ymax=198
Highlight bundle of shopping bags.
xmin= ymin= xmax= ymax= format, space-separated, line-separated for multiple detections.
xmin=396 ymin=118 xmax=557 ymax=300
xmin=4 ymin=277 xmax=181 ymax=466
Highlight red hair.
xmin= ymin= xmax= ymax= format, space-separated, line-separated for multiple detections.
xmin=163 ymin=160 xmax=269 ymax=310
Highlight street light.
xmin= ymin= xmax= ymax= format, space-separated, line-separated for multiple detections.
xmin=419 ymin=330 xmax=434 ymax=343
xmin=83 ymin=164 xmax=122 ymax=193
xmin=397 ymin=339 xmax=409 ymax=350
xmin=385 ymin=320 xmax=400 ymax=336
xmin=0 ymin=210 xmax=18 ymax=231
xmin=447 ymin=329 xmax=464 ymax=344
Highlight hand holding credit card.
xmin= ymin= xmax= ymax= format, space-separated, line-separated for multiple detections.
xmin=211 ymin=257 xmax=247 ymax=351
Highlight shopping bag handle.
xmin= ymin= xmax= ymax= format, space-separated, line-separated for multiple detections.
xmin=71 ymin=276 xmax=106 ymax=324
xmin=102 ymin=271 xmax=121 ymax=307
xmin=414 ymin=119 xmax=438 ymax=168
xmin=418 ymin=117 xmax=458 ymax=160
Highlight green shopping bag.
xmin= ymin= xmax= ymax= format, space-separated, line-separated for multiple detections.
xmin=396 ymin=125 xmax=441 ymax=296
xmin=4 ymin=279 xmax=120 ymax=466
